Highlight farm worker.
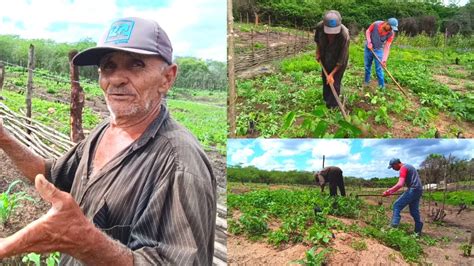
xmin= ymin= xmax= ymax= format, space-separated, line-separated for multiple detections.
xmin=315 ymin=166 xmax=346 ymax=196
xmin=314 ymin=10 xmax=350 ymax=108
xmin=364 ymin=18 xmax=398 ymax=89
xmin=0 ymin=17 xmax=216 ymax=265
xmin=383 ymin=158 xmax=423 ymax=235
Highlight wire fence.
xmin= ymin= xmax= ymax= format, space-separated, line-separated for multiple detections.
xmin=0 ymin=60 xmax=98 ymax=87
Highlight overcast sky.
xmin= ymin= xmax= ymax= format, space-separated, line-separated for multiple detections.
xmin=227 ymin=139 xmax=474 ymax=179
xmin=0 ymin=0 xmax=226 ymax=61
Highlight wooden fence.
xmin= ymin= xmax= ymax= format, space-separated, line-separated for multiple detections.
xmin=234 ymin=28 xmax=314 ymax=74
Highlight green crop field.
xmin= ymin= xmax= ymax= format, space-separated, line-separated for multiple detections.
xmin=235 ymin=26 xmax=474 ymax=138
xmin=228 ymin=183 xmax=431 ymax=263
xmin=1 ymin=65 xmax=227 ymax=154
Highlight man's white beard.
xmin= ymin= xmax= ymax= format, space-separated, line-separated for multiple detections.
xmin=106 ymin=99 xmax=155 ymax=123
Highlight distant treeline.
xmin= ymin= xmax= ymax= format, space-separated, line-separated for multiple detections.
xmin=0 ymin=35 xmax=226 ymax=91
xmin=227 ymin=165 xmax=399 ymax=187
xmin=233 ymin=0 xmax=474 ymax=37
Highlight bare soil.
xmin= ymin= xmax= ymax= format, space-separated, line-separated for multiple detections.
xmin=228 ymin=190 xmax=474 ymax=265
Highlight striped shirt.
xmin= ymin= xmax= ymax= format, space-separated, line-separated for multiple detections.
xmin=45 ymin=104 xmax=216 ymax=265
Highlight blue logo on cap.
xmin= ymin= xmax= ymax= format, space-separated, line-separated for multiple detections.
xmin=105 ymin=20 xmax=135 ymax=44
xmin=328 ymin=19 xmax=337 ymax=27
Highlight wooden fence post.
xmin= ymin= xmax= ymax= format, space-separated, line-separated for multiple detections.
xmin=251 ymin=29 xmax=255 ymax=65
xmin=69 ymin=50 xmax=85 ymax=142
xmin=266 ymin=26 xmax=270 ymax=59
xmin=0 ymin=63 xmax=4 ymax=100
xmin=26 ymin=44 xmax=35 ymax=134
xmin=227 ymin=0 xmax=236 ymax=137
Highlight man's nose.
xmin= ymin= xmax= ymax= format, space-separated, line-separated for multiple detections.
xmin=107 ymin=68 xmax=129 ymax=87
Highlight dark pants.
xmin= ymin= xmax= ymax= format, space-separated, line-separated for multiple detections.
xmin=321 ymin=67 xmax=345 ymax=108
xmin=327 ymin=171 xmax=346 ymax=197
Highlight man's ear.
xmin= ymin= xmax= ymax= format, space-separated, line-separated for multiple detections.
xmin=159 ymin=64 xmax=178 ymax=95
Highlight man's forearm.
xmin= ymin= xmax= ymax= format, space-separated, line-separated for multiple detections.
xmin=330 ymin=65 xmax=341 ymax=76
xmin=75 ymin=225 xmax=133 ymax=266
xmin=0 ymin=131 xmax=46 ymax=183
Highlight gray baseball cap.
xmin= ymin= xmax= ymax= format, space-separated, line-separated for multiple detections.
xmin=388 ymin=158 xmax=401 ymax=169
xmin=73 ymin=17 xmax=173 ymax=66
xmin=323 ymin=10 xmax=342 ymax=34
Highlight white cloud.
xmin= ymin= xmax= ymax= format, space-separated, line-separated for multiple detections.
xmin=0 ymin=0 xmax=225 ymax=61
xmin=349 ymin=153 xmax=361 ymax=161
xmin=230 ymin=147 xmax=254 ymax=166
xmin=311 ymin=139 xmax=351 ymax=159
xmin=250 ymin=152 xmax=280 ymax=171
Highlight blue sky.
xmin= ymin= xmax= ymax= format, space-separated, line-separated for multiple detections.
xmin=0 ymin=0 xmax=226 ymax=61
xmin=227 ymin=139 xmax=474 ymax=179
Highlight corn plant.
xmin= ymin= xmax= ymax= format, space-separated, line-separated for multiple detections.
xmin=0 ymin=180 xmax=34 ymax=225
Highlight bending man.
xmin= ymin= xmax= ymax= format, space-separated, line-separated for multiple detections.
xmin=315 ymin=166 xmax=346 ymax=196
xmin=314 ymin=10 xmax=350 ymax=108
xmin=364 ymin=18 xmax=398 ymax=89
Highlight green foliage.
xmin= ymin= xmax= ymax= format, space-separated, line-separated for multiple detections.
xmin=22 ymin=252 xmax=60 ymax=266
xmin=2 ymin=90 xmax=100 ymax=135
xmin=3 ymin=66 xmax=226 ymax=153
xmin=234 ymin=0 xmax=474 ymax=40
xmin=229 ymin=183 xmax=431 ymax=262
xmin=0 ymin=180 xmax=35 ymax=225
xmin=423 ymin=190 xmax=474 ymax=206
xmin=236 ymin=36 xmax=473 ymax=137
xmin=460 ymin=243 xmax=472 ymax=257
xmin=168 ymin=99 xmax=226 ymax=153
xmin=280 ymin=54 xmax=320 ymax=73
xmin=174 ymin=57 xmax=227 ymax=91
xmin=293 ymin=247 xmax=330 ymax=266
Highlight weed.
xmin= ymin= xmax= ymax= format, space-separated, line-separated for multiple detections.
xmin=460 ymin=243 xmax=472 ymax=257
xmin=351 ymin=239 xmax=368 ymax=251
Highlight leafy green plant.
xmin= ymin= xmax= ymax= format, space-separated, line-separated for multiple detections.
xmin=22 ymin=252 xmax=60 ymax=266
xmin=293 ymin=247 xmax=330 ymax=266
xmin=0 ymin=180 xmax=34 ymax=225
xmin=460 ymin=243 xmax=472 ymax=257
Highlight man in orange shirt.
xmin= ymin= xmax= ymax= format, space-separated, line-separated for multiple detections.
xmin=364 ymin=18 xmax=398 ymax=89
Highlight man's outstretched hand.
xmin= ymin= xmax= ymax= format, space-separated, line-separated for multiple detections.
xmin=0 ymin=174 xmax=94 ymax=259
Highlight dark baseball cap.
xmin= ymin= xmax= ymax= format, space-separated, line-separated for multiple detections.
xmin=323 ymin=10 xmax=342 ymax=34
xmin=73 ymin=17 xmax=173 ymax=66
xmin=388 ymin=158 xmax=401 ymax=169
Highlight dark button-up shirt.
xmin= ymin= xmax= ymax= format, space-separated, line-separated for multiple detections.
xmin=45 ymin=104 xmax=216 ymax=265
xmin=314 ymin=21 xmax=350 ymax=72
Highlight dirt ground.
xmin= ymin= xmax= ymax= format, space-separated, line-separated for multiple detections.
xmin=228 ymin=192 xmax=474 ymax=265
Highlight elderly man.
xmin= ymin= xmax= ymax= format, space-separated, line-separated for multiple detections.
xmin=383 ymin=158 xmax=423 ymax=236
xmin=0 ymin=17 xmax=216 ymax=265
xmin=314 ymin=10 xmax=350 ymax=108
xmin=315 ymin=166 xmax=346 ymax=197
xmin=364 ymin=18 xmax=398 ymax=89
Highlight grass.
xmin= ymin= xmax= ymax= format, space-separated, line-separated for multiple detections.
xmin=2 ymin=90 xmax=100 ymax=134
xmin=424 ymin=190 xmax=474 ymax=206
xmin=3 ymin=67 xmax=227 ymax=153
